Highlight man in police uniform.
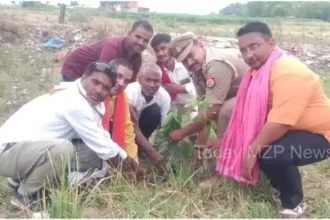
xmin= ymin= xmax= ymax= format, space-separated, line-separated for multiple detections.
xmin=168 ymin=32 xmax=248 ymax=173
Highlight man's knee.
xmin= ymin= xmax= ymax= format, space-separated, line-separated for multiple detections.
xmin=143 ymin=104 xmax=161 ymax=119
xmin=216 ymin=98 xmax=235 ymax=138
xmin=218 ymin=98 xmax=235 ymax=120
xmin=50 ymin=139 xmax=74 ymax=164
xmin=71 ymin=140 xmax=101 ymax=171
xmin=259 ymin=145 xmax=287 ymax=167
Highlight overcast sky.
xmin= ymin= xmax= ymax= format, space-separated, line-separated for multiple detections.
xmin=0 ymin=0 xmax=251 ymax=14
xmin=138 ymin=0 xmax=250 ymax=14
xmin=1 ymin=0 xmax=327 ymax=14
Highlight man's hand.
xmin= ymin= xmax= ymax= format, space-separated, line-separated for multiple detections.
xmin=164 ymin=83 xmax=186 ymax=94
xmin=150 ymin=151 xmax=168 ymax=173
xmin=169 ymin=129 xmax=185 ymax=142
xmin=206 ymin=139 xmax=222 ymax=151
xmin=150 ymin=151 xmax=164 ymax=165
xmin=241 ymin=147 xmax=258 ymax=181
xmin=107 ymin=155 xmax=147 ymax=180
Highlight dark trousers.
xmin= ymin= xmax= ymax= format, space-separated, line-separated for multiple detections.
xmin=138 ymin=103 xmax=161 ymax=140
xmin=259 ymin=131 xmax=330 ymax=209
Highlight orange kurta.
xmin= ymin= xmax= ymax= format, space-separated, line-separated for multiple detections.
xmin=105 ymin=92 xmax=138 ymax=163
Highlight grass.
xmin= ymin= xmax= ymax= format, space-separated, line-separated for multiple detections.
xmin=1 ymin=8 xmax=330 ymax=218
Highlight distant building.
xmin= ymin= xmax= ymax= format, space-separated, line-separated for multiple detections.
xmin=100 ymin=0 xmax=138 ymax=12
xmin=138 ymin=7 xmax=149 ymax=13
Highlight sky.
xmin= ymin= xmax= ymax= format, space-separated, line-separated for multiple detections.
xmin=0 ymin=0 xmax=250 ymax=14
xmin=138 ymin=0 xmax=249 ymax=15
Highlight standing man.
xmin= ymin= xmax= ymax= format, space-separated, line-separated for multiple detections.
xmin=0 ymin=62 xmax=145 ymax=209
xmin=125 ymin=63 xmax=171 ymax=158
xmin=60 ymin=19 xmax=154 ymax=82
xmin=150 ymin=33 xmax=197 ymax=119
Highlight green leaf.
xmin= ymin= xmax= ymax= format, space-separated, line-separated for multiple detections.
xmin=161 ymin=112 xmax=174 ymax=128
xmin=157 ymin=142 xmax=168 ymax=154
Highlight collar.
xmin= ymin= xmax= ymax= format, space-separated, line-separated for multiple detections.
xmin=138 ymin=83 xmax=155 ymax=103
xmin=76 ymin=79 xmax=105 ymax=117
xmin=164 ymin=58 xmax=182 ymax=72
xmin=76 ymin=78 xmax=87 ymax=98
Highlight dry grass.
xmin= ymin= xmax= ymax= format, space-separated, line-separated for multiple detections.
xmin=1 ymin=9 xmax=330 ymax=218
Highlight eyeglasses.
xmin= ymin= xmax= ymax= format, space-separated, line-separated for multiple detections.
xmin=94 ymin=62 xmax=116 ymax=74
xmin=87 ymin=62 xmax=117 ymax=76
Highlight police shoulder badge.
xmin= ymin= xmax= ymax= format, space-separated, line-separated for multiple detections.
xmin=206 ymin=77 xmax=215 ymax=88
xmin=176 ymin=47 xmax=182 ymax=53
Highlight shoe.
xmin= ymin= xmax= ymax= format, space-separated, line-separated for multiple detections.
xmin=279 ymin=205 xmax=303 ymax=218
xmin=7 ymin=178 xmax=19 ymax=191
xmin=68 ymin=168 xmax=112 ymax=187
xmin=10 ymin=192 xmax=37 ymax=210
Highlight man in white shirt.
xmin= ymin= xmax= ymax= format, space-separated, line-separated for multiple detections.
xmin=125 ymin=63 xmax=171 ymax=156
xmin=0 ymin=62 xmax=144 ymax=209
xmin=151 ymin=33 xmax=197 ymax=119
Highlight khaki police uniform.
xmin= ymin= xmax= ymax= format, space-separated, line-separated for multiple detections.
xmin=169 ymin=32 xmax=248 ymax=139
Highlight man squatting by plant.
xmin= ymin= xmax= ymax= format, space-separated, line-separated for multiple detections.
xmin=59 ymin=19 xmax=166 ymax=170
xmin=0 ymin=62 xmax=147 ymax=209
xmin=214 ymin=21 xmax=330 ymax=217
xmin=167 ymin=32 xmax=249 ymax=184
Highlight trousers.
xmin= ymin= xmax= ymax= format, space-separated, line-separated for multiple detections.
xmin=259 ymin=130 xmax=330 ymax=209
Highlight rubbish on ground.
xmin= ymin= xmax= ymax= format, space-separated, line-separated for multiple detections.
xmin=42 ymin=36 xmax=65 ymax=49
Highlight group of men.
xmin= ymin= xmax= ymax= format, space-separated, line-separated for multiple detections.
xmin=1 ymin=18 xmax=330 ymax=218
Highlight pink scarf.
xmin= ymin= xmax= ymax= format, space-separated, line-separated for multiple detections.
xmin=216 ymin=47 xmax=284 ymax=185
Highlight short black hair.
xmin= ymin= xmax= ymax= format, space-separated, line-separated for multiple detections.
xmin=84 ymin=62 xmax=117 ymax=82
xmin=150 ymin=33 xmax=171 ymax=48
xmin=237 ymin=21 xmax=272 ymax=39
xmin=109 ymin=58 xmax=133 ymax=72
xmin=131 ymin=19 xmax=153 ymax=33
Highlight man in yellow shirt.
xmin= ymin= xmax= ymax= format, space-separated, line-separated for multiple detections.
xmin=103 ymin=59 xmax=165 ymax=170
xmin=229 ymin=21 xmax=330 ymax=217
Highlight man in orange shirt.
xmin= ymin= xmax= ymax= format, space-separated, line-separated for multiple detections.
xmin=218 ymin=22 xmax=330 ymax=217
xmin=233 ymin=21 xmax=330 ymax=217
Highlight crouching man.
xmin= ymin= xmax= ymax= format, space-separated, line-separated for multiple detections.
xmin=167 ymin=32 xmax=248 ymax=186
xmin=0 ymin=62 xmax=144 ymax=209
xmin=125 ymin=63 xmax=171 ymax=160
xmin=101 ymin=59 xmax=167 ymax=170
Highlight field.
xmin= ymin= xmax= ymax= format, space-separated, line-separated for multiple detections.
xmin=1 ymin=6 xmax=330 ymax=218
